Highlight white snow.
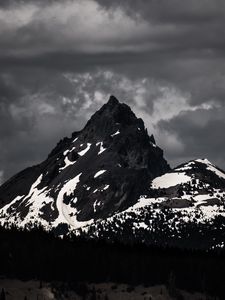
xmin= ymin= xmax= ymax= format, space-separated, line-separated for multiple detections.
xmin=175 ymin=161 xmax=195 ymax=171
xmin=93 ymin=200 xmax=101 ymax=212
xmin=90 ymin=187 xmax=225 ymax=236
xmin=138 ymin=222 xmax=148 ymax=229
xmin=94 ymin=170 xmax=107 ymax=178
xmin=195 ymin=158 xmax=225 ymax=180
xmin=60 ymin=156 xmax=76 ymax=170
xmin=151 ymin=172 xmax=191 ymax=189
xmin=54 ymin=173 xmax=93 ymax=229
xmin=175 ymin=166 xmax=192 ymax=171
xmin=96 ymin=142 xmax=106 ymax=155
xmin=0 ymin=172 xmax=96 ymax=231
xmin=0 ymin=174 xmax=54 ymax=229
xmin=207 ymin=164 xmax=225 ymax=180
xmin=78 ymin=143 xmax=91 ymax=156
xmin=111 ymin=130 xmax=120 ymax=137
xmin=1 ymin=153 xmax=225 ymax=236
xmin=63 ymin=150 xmax=69 ymax=156
xmin=0 ymin=195 xmax=24 ymax=216
xmin=92 ymin=184 xmax=109 ymax=193
xmin=126 ymin=197 xmax=164 ymax=212
xmin=63 ymin=146 xmax=77 ymax=156
xmin=194 ymin=194 xmax=212 ymax=202
xmin=103 ymin=184 xmax=109 ymax=190
xmin=195 ymin=158 xmax=212 ymax=165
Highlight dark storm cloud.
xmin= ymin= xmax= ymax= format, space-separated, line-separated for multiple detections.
xmin=0 ymin=0 xmax=225 ymax=183
xmin=0 ymin=0 xmax=60 ymax=8
xmin=158 ymin=106 xmax=225 ymax=169
xmin=95 ymin=0 xmax=225 ymax=23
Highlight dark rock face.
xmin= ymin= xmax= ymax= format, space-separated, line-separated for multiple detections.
xmin=0 ymin=166 xmax=41 ymax=209
xmin=0 ymin=95 xmax=170 ymax=228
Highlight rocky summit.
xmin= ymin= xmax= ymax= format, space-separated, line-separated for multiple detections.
xmin=0 ymin=95 xmax=225 ymax=249
xmin=0 ymin=95 xmax=169 ymax=234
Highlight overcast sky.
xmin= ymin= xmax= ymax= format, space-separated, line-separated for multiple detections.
xmin=0 ymin=0 xmax=225 ymax=184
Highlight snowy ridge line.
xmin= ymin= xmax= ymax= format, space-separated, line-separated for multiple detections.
xmin=195 ymin=159 xmax=225 ymax=180
xmin=0 ymin=174 xmax=54 ymax=230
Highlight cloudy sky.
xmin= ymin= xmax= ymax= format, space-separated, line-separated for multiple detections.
xmin=0 ymin=0 xmax=225 ymax=184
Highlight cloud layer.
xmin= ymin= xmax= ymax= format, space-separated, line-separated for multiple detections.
xmin=0 ymin=0 xmax=225 ymax=182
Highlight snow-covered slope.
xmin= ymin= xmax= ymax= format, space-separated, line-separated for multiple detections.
xmin=78 ymin=159 xmax=225 ymax=249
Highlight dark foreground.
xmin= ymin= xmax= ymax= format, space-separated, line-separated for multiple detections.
xmin=0 ymin=280 xmax=215 ymax=300
xmin=0 ymin=226 xmax=225 ymax=299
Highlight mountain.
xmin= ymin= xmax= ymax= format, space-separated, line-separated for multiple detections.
xmin=82 ymin=158 xmax=225 ymax=249
xmin=0 ymin=95 xmax=169 ymax=234
xmin=0 ymin=95 xmax=225 ymax=249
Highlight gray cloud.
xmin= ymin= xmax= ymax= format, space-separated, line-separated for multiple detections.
xmin=0 ymin=0 xmax=225 ymax=183
xmin=158 ymin=105 xmax=225 ymax=168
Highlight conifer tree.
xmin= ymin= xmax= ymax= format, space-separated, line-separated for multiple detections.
xmin=0 ymin=288 xmax=5 ymax=300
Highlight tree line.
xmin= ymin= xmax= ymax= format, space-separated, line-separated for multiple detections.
xmin=0 ymin=226 xmax=225 ymax=299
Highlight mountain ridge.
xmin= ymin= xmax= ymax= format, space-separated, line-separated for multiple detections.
xmin=0 ymin=95 xmax=225 ymax=249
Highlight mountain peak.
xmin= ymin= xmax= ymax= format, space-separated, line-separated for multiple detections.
xmin=82 ymin=95 xmax=145 ymax=139
xmin=100 ymin=95 xmax=133 ymax=119
xmin=0 ymin=94 xmax=170 ymax=234
xmin=107 ymin=95 xmax=119 ymax=106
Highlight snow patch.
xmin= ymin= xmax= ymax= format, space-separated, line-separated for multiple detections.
xmin=126 ymin=197 xmax=165 ymax=212
xmin=78 ymin=143 xmax=91 ymax=156
xmin=60 ymin=156 xmax=76 ymax=170
xmin=93 ymin=200 xmax=101 ymax=212
xmin=150 ymin=142 xmax=157 ymax=148
xmin=152 ymin=172 xmax=191 ymax=189
xmin=103 ymin=184 xmax=109 ymax=190
xmin=96 ymin=142 xmax=106 ymax=155
xmin=175 ymin=161 xmax=195 ymax=171
xmin=0 ymin=175 xmax=54 ymax=229
xmin=63 ymin=150 xmax=69 ymax=156
xmin=94 ymin=170 xmax=107 ymax=178
xmin=111 ymin=130 xmax=120 ymax=137
xmin=54 ymin=173 xmax=93 ymax=229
